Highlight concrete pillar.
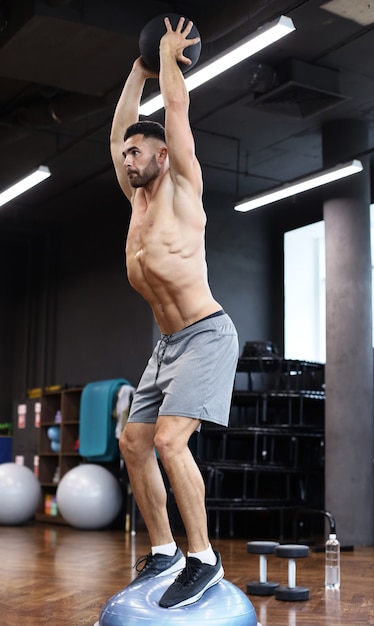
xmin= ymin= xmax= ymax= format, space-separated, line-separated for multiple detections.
xmin=322 ymin=119 xmax=373 ymax=546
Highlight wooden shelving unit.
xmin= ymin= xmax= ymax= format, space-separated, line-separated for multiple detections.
xmin=35 ymin=387 xmax=82 ymax=524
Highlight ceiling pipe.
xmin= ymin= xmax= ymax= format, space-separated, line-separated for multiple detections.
xmin=43 ymin=1 xmax=74 ymax=6
xmin=0 ymin=1 xmax=8 ymax=32
xmin=15 ymin=93 xmax=110 ymax=127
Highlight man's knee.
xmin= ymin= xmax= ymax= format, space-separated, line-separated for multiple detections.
xmin=153 ymin=429 xmax=173 ymax=460
xmin=154 ymin=426 xmax=188 ymax=463
xmin=154 ymin=416 xmax=200 ymax=461
xmin=119 ymin=423 xmax=156 ymax=461
xmin=118 ymin=428 xmax=130 ymax=459
xmin=119 ymin=426 xmax=140 ymax=461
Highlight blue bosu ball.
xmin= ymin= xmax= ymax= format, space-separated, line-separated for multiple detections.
xmin=96 ymin=575 xmax=258 ymax=626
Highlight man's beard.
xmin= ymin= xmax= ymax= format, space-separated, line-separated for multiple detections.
xmin=129 ymin=155 xmax=160 ymax=188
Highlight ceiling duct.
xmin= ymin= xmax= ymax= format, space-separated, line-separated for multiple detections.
xmin=247 ymin=58 xmax=348 ymax=118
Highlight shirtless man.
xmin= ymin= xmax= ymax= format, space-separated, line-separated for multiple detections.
xmin=110 ymin=17 xmax=239 ymax=608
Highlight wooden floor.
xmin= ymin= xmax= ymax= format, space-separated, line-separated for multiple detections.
xmin=1 ymin=522 xmax=373 ymax=626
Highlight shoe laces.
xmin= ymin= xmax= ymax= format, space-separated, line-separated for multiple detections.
xmin=174 ymin=558 xmax=202 ymax=587
xmin=134 ymin=552 xmax=153 ymax=573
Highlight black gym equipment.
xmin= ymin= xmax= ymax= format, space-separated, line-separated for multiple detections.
xmin=274 ymin=544 xmax=310 ymax=601
xmin=246 ymin=541 xmax=280 ymax=596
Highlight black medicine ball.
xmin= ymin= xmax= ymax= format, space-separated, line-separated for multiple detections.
xmin=139 ymin=13 xmax=201 ymax=73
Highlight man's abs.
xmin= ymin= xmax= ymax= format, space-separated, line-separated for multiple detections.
xmin=126 ymin=249 xmax=221 ymax=334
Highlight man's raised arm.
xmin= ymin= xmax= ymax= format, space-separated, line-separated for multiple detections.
xmin=159 ymin=17 xmax=202 ymax=192
xmin=110 ymin=58 xmax=152 ymax=200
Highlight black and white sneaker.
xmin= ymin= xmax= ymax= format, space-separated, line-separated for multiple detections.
xmin=128 ymin=547 xmax=185 ymax=587
xmin=159 ymin=550 xmax=224 ymax=608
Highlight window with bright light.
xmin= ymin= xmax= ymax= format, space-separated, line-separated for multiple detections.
xmin=284 ymin=205 xmax=374 ymax=363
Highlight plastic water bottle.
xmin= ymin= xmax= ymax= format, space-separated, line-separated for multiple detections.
xmin=325 ymin=533 xmax=340 ymax=589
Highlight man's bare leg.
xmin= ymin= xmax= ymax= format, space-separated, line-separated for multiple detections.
xmin=120 ymin=422 xmax=174 ymax=546
xmin=120 ymin=421 xmax=186 ymax=587
xmin=154 ymin=415 xmax=210 ymax=554
xmin=154 ymin=415 xmax=223 ymax=609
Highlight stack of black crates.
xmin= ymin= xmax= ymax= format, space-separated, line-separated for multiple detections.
xmin=196 ymin=344 xmax=325 ymax=540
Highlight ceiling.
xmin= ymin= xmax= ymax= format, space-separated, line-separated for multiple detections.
xmin=0 ymin=0 xmax=374 ymax=226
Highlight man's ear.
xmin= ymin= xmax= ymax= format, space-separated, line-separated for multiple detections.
xmin=158 ymin=146 xmax=168 ymax=163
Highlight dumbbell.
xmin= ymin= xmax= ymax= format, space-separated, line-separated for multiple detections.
xmin=246 ymin=541 xmax=280 ymax=595
xmin=274 ymin=544 xmax=309 ymax=601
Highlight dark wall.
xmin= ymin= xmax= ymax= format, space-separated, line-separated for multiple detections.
xmin=205 ymin=190 xmax=277 ymax=352
xmin=0 ymin=239 xmax=27 ymax=420
xmin=204 ymin=188 xmax=324 ymax=357
xmin=0 ymin=232 xmax=43 ymax=417
xmin=53 ymin=201 xmax=153 ymax=388
xmin=0 ymin=183 xmax=323 ymax=427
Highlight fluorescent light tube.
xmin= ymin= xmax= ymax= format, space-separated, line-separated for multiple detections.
xmin=234 ymin=160 xmax=364 ymax=212
xmin=139 ymin=15 xmax=295 ymax=116
xmin=140 ymin=93 xmax=164 ymax=117
xmin=0 ymin=165 xmax=51 ymax=207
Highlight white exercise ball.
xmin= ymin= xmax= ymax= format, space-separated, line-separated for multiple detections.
xmin=56 ymin=464 xmax=123 ymax=529
xmin=0 ymin=463 xmax=41 ymax=525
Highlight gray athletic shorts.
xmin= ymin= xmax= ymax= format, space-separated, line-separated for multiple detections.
xmin=128 ymin=311 xmax=239 ymax=427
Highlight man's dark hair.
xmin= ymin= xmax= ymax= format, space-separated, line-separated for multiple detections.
xmin=124 ymin=121 xmax=166 ymax=143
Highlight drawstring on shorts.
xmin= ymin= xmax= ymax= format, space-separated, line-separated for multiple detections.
xmin=156 ymin=334 xmax=171 ymax=381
